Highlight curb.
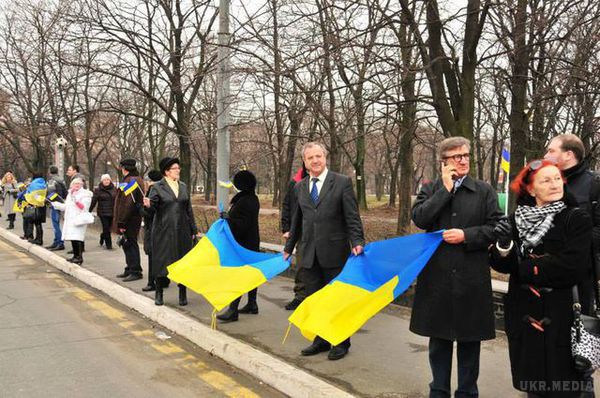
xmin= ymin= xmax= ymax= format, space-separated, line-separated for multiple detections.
xmin=0 ymin=228 xmax=355 ymax=398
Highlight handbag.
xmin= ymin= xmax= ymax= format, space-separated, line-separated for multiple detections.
xmin=22 ymin=206 xmax=36 ymax=220
xmin=571 ymin=286 xmax=600 ymax=372
xmin=73 ymin=210 xmax=94 ymax=227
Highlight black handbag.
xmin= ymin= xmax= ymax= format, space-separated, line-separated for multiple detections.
xmin=22 ymin=206 xmax=36 ymax=220
xmin=571 ymin=286 xmax=600 ymax=372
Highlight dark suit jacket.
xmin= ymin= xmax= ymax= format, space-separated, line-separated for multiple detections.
xmin=284 ymin=171 xmax=365 ymax=269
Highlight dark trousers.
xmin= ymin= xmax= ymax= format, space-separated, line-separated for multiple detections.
xmin=23 ymin=218 xmax=33 ymax=239
xmin=230 ymin=288 xmax=257 ymax=310
xmin=33 ymin=222 xmax=43 ymax=241
xmin=428 ymin=337 xmax=480 ymax=398
xmin=147 ymin=253 xmax=154 ymax=287
xmin=292 ymin=261 xmax=307 ymax=301
xmin=122 ymin=237 xmax=142 ymax=276
xmin=303 ymin=255 xmax=349 ymax=348
xmin=99 ymin=215 xmax=113 ymax=248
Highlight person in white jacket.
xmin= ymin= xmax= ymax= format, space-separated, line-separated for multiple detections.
xmin=52 ymin=178 xmax=93 ymax=265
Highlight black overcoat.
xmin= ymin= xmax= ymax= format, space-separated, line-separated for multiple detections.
xmin=410 ymin=176 xmax=501 ymax=341
xmin=490 ymin=207 xmax=593 ymax=395
xmin=147 ymin=179 xmax=198 ymax=278
xmin=227 ymin=191 xmax=260 ymax=251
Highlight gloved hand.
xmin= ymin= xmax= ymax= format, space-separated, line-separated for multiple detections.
xmin=494 ymin=216 xmax=513 ymax=249
xmin=75 ymin=201 xmax=84 ymax=210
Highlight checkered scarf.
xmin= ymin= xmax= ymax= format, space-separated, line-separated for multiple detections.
xmin=515 ymin=201 xmax=566 ymax=250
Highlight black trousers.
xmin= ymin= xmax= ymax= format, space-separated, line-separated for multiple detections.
xmin=99 ymin=215 xmax=113 ymax=248
xmin=122 ymin=237 xmax=142 ymax=275
xmin=428 ymin=337 xmax=481 ymax=398
xmin=229 ymin=288 xmax=257 ymax=310
xmin=292 ymin=254 xmax=307 ymax=301
xmin=23 ymin=218 xmax=33 ymax=238
xmin=303 ymin=255 xmax=349 ymax=348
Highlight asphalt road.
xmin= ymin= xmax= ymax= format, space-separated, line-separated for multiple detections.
xmin=0 ymin=238 xmax=284 ymax=398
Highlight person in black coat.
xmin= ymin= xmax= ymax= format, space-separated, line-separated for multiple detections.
xmin=490 ymin=159 xmax=595 ymax=397
xmin=282 ymin=165 xmax=308 ymax=311
xmin=284 ymin=142 xmax=365 ymax=361
xmin=411 ymin=137 xmax=501 ymax=396
xmin=217 ymin=170 xmax=261 ymax=323
xmin=140 ymin=170 xmax=164 ymax=292
xmin=90 ymin=174 xmax=117 ymax=250
xmin=143 ymin=157 xmax=198 ymax=306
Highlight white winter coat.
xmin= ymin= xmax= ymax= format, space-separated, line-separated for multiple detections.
xmin=52 ymin=188 xmax=93 ymax=241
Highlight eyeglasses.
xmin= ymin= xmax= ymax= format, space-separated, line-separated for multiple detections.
xmin=528 ymin=159 xmax=543 ymax=171
xmin=168 ymin=166 xmax=181 ymax=171
xmin=442 ymin=153 xmax=470 ymax=162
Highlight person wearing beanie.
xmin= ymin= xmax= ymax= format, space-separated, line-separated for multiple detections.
xmin=217 ymin=169 xmax=261 ymax=323
xmin=281 ymin=163 xmax=309 ymax=310
xmin=90 ymin=174 xmax=117 ymax=250
xmin=113 ymin=158 xmax=145 ymax=282
xmin=143 ymin=157 xmax=198 ymax=306
xmin=140 ymin=170 xmax=164 ymax=292
xmin=45 ymin=166 xmax=68 ymax=251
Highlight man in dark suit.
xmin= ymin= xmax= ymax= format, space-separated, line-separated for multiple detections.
xmin=283 ymin=142 xmax=365 ymax=361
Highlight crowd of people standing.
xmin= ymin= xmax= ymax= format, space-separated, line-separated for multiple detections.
xmin=0 ymin=134 xmax=598 ymax=397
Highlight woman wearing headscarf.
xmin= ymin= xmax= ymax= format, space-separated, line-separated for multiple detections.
xmin=490 ymin=159 xmax=595 ymax=397
xmin=1 ymin=171 xmax=19 ymax=229
xmin=217 ymin=170 xmax=261 ymax=323
xmin=90 ymin=174 xmax=117 ymax=250
xmin=51 ymin=178 xmax=93 ymax=265
xmin=143 ymin=157 xmax=198 ymax=306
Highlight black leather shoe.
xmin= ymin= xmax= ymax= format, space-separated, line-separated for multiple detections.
xmin=49 ymin=245 xmax=65 ymax=251
xmin=122 ymin=274 xmax=142 ymax=282
xmin=301 ymin=341 xmax=331 ymax=356
xmin=116 ymin=272 xmax=130 ymax=278
xmin=178 ymin=285 xmax=188 ymax=306
xmin=238 ymin=302 xmax=258 ymax=314
xmin=216 ymin=308 xmax=239 ymax=323
xmin=327 ymin=345 xmax=349 ymax=360
xmin=155 ymin=288 xmax=164 ymax=306
xmin=69 ymin=257 xmax=83 ymax=265
xmin=142 ymin=284 xmax=156 ymax=292
xmin=45 ymin=244 xmax=57 ymax=249
xmin=285 ymin=298 xmax=303 ymax=311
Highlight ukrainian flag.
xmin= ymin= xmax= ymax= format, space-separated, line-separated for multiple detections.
xmin=501 ymin=149 xmax=510 ymax=173
xmin=48 ymin=192 xmax=61 ymax=201
xmin=289 ymin=231 xmax=443 ymax=346
xmin=167 ymin=219 xmax=290 ymax=311
xmin=24 ymin=178 xmax=47 ymax=207
xmin=12 ymin=199 xmax=27 ymax=213
xmin=121 ymin=180 xmax=139 ymax=196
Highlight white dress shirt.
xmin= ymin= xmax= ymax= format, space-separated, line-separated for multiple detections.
xmin=308 ymin=168 xmax=329 ymax=196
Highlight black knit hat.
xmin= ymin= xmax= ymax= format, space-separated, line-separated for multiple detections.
xmin=233 ymin=170 xmax=257 ymax=192
xmin=119 ymin=158 xmax=136 ymax=172
xmin=159 ymin=157 xmax=180 ymax=175
xmin=147 ymin=170 xmax=163 ymax=182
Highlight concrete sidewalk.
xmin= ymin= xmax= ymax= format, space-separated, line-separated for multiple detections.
xmin=2 ymin=218 xmax=598 ymax=397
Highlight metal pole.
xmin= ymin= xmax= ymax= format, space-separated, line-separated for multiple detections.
xmin=216 ymin=0 xmax=231 ymax=210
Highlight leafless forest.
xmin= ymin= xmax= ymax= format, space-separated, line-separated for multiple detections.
xmin=1 ymin=0 xmax=599 ymax=233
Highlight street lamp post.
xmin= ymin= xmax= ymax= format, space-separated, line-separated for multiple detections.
xmin=216 ymin=0 xmax=231 ymax=209
xmin=55 ymin=137 xmax=67 ymax=181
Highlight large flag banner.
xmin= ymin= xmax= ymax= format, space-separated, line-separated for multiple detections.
xmin=501 ymin=149 xmax=510 ymax=173
xmin=289 ymin=231 xmax=444 ymax=346
xmin=167 ymin=219 xmax=290 ymax=311
xmin=24 ymin=178 xmax=47 ymax=207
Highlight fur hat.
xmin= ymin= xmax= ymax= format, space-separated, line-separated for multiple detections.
xmin=233 ymin=170 xmax=257 ymax=192
xmin=159 ymin=157 xmax=180 ymax=175
xmin=119 ymin=158 xmax=137 ymax=172
xmin=147 ymin=170 xmax=163 ymax=182
xmin=100 ymin=174 xmax=111 ymax=181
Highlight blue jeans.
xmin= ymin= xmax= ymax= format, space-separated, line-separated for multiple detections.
xmin=50 ymin=208 xmax=63 ymax=246
xmin=429 ymin=337 xmax=481 ymax=398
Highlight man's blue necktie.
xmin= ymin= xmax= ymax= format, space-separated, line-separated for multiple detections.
xmin=310 ymin=177 xmax=319 ymax=203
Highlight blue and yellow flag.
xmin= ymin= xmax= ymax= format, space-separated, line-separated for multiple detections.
xmin=48 ymin=192 xmax=62 ymax=202
xmin=119 ymin=180 xmax=139 ymax=196
xmin=167 ymin=219 xmax=290 ymax=311
xmin=501 ymin=149 xmax=510 ymax=173
xmin=24 ymin=178 xmax=47 ymax=207
xmin=12 ymin=199 xmax=27 ymax=213
xmin=289 ymin=231 xmax=443 ymax=346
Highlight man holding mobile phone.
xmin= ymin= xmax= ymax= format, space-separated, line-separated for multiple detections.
xmin=411 ymin=137 xmax=502 ymax=397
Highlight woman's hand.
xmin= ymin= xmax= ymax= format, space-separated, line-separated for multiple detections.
xmin=143 ymin=197 xmax=151 ymax=208
xmin=493 ymin=216 xmax=513 ymax=248
xmin=75 ymin=201 xmax=84 ymax=210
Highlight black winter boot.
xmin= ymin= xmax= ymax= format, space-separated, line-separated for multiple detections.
xmin=7 ymin=214 xmax=15 ymax=229
xmin=178 ymin=284 xmax=188 ymax=306
xmin=155 ymin=285 xmax=164 ymax=306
